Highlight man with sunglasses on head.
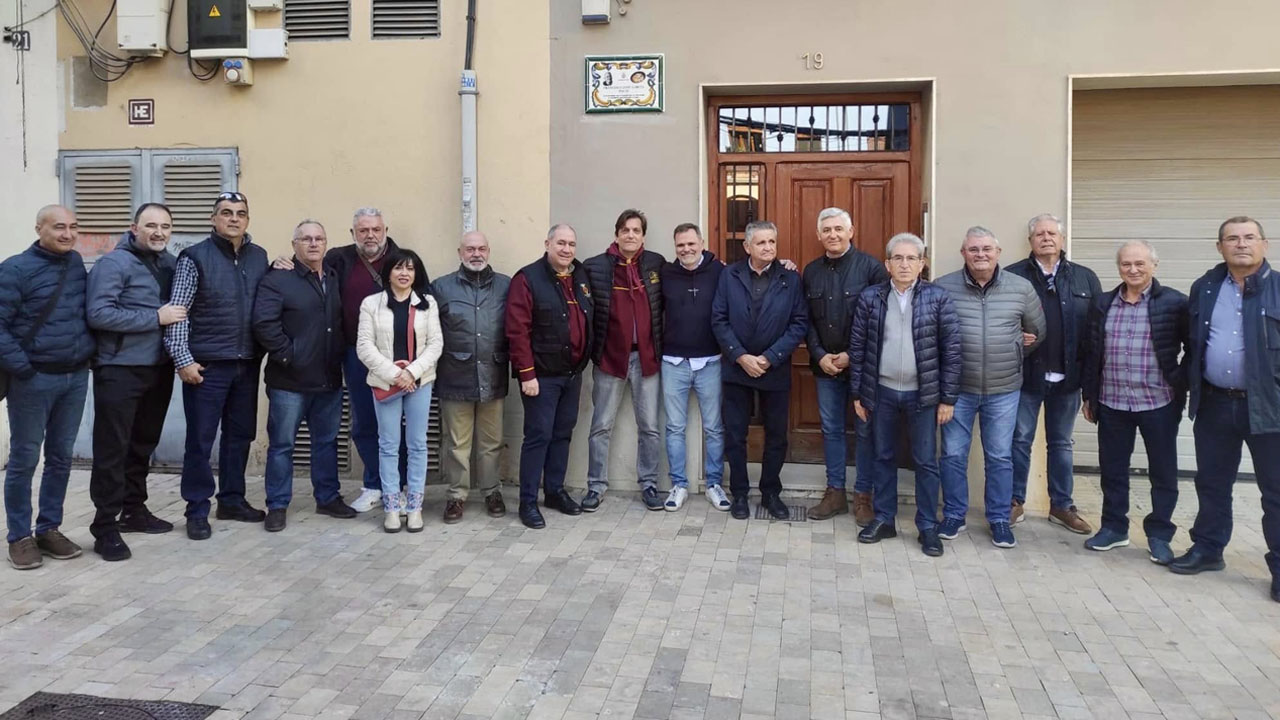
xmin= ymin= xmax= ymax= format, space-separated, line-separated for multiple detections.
xmin=164 ymin=191 xmax=270 ymax=540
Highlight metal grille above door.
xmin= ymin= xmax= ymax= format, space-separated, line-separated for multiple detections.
xmin=371 ymin=0 xmax=440 ymax=38
xmin=284 ymin=0 xmax=350 ymax=40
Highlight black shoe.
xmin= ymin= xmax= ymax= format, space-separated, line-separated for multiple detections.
xmin=762 ymin=494 xmax=789 ymax=521
xmin=858 ymin=520 xmax=897 ymax=543
xmin=519 ymin=503 xmax=545 ymax=529
xmin=264 ymin=509 xmax=287 ymax=532
xmin=93 ymin=531 xmax=131 ymax=562
xmin=215 ymin=502 xmax=266 ymax=523
xmin=918 ymin=530 xmax=944 ymax=557
xmin=316 ymin=498 xmax=357 ymax=519
xmin=1169 ymin=547 xmax=1226 ymax=575
xmin=1272 ymin=581 xmax=1280 ymax=603
xmin=642 ymin=486 xmax=665 ymax=511
xmin=119 ymin=509 xmax=173 ymax=534
xmin=580 ymin=490 xmax=603 ymax=512
xmin=186 ymin=517 xmax=212 ymax=540
xmin=544 ymin=489 xmax=582 ymax=516
xmin=730 ymin=496 xmax=750 ymax=520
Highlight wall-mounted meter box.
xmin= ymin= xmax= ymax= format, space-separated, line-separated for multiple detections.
xmin=117 ymin=0 xmax=170 ymax=55
xmin=188 ymin=0 xmax=248 ymax=59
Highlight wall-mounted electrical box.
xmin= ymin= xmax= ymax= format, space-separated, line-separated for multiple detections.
xmin=222 ymin=57 xmax=253 ymax=85
xmin=246 ymin=0 xmax=282 ymax=10
xmin=247 ymin=27 xmax=287 ymax=59
xmin=188 ymin=0 xmax=248 ymax=59
xmin=581 ymin=0 xmax=609 ymax=24
xmin=117 ymin=0 xmax=170 ymax=55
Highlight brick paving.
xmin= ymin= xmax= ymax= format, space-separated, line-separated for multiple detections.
xmin=2 ymin=470 xmax=1280 ymax=719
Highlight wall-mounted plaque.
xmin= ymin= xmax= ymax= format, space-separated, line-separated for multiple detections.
xmin=585 ymin=54 xmax=663 ymax=113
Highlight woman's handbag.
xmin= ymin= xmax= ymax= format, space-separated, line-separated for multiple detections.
xmin=372 ymin=305 xmax=416 ymax=403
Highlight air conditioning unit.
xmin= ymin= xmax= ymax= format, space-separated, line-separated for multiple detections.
xmin=117 ymin=0 xmax=170 ymax=55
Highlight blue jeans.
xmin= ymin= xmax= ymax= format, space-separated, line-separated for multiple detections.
xmin=180 ymin=360 xmax=259 ymax=519
xmin=940 ymin=390 xmax=1020 ymax=526
xmin=814 ymin=375 xmax=873 ymax=492
xmin=519 ymin=374 xmax=582 ymax=506
xmin=587 ymin=354 xmax=662 ymax=493
xmin=1189 ymin=390 xmax=1280 ymax=578
xmin=1097 ymin=401 xmax=1180 ymax=541
xmin=4 ymin=370 xmax=89 ymax=543
xmin=264 ymin=388 xmax=343 ymax=510
xmin=1011 ymin=385 xmax=1081 ymax=509
xmin=372 ymin=382 xmax=432 ymax=507
xmin=871 ymin=386 xmax=941 ymax=532
xmin=344 ymin=347 xmax=406 ymax=491
xmin=662 ymin=359 xmax=724 ymax=488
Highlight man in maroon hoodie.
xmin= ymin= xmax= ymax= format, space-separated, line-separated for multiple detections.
xmin=579 ymin=209 xmax=666 ymax=512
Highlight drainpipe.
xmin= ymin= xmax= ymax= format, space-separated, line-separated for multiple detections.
xmin=459 ymin=0 xmax=478 ymax=233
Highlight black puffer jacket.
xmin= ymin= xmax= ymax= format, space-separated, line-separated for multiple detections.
xmin=802 ymin=248 xmax=889 ymax=376
xmin=582 ymin=248 xmax=664 ymax=362
xmin=847 ymin=280 xmax=963 ymax=409
xmin=1081 ymin=278 xmax=1189 ymax=412
xmin=1006 ymin=254 xmax=1102 ymax=393
xmin=433 ymin=265 xmax=510 ymax=403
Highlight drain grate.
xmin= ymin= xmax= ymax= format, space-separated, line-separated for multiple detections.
xmin=753 ymin=504 xmax=808 ymax=522
xmin=0 ymin=693 xmax=218 ymax=720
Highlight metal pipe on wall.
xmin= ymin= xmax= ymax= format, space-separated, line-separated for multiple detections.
xmin=459 ymin=0 xmax=478 ymax=233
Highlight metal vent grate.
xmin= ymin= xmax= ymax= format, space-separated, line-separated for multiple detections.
xmin=371 ymin=0 xmax=439 ymax=39
xmin=73 ymin=165 xmax=134 ymax=233
xmin=285 ymin=0 xmax=350 ymax=40
xmin=753 ymin=504 xmax=808 ymax=522
xmin=162 ymin=163 xmax=225 ymax=233
xmin=292 ymin=389 xmax=354 ymax=472
xmin=0 ymin=692 xmax=217 ymax=720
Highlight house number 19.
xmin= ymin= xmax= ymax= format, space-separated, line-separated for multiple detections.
xmin=801 ymin=52 xmax=824 ymax=70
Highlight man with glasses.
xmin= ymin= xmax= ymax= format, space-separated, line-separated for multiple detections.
xmin=253 ymin=220 xmax=356 ymax=533
xmin=1006 ymin=214 xmax=1101 ymax=534
xmin=935 ymin=227 xmax=1045 ymax=548
xmin=802 ymin=207 xmax=889 ymax=525
xmin=848 ymin=233 xmax=961 ymax=556
xmin=164 ymin=191 xmax=269 ymax=540
xmin=1173 ymin=216 xmax=1280 ymax=603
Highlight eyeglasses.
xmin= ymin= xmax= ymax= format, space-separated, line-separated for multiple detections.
xmin=889 ymin=255 xmax=922 ymax=264
xmin=293 ymin=236 xmax=325 ymax=245
xmin=1221 ymin=235 xmax=1264 ymax=246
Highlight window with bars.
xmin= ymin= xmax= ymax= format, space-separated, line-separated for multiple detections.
xmin=371 ymin=0 xmax=440 ymax=39
xmin=719 ymin=163 xmax=764 ymax=266
xmin=718 ymin=103 xmax=911 ymax=153
xmin=284 ymin=0 xmax=350 ymax=40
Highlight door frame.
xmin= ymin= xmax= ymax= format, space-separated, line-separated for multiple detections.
xmin=705 ymin=91 xmax=925 ymax=261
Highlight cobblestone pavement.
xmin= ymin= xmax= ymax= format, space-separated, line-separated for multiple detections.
xmin=2 ymin=470 xmax=1280 ymax=720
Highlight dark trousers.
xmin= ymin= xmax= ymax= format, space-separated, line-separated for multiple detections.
xmin=1189 ymin=390 xmax=1280 ymax=578
xmin=89 ymin=364 xmax=174 ymax=538
xmin=723 ymin=382 xmax=787 ymax=500
xmin=518 ymin=373 xmax=582 ymax=506
xmin=871 ymin=386 xmax=941 ymax=532
xmin=344 ymin=346 xmax=406 ymax=491
xmin=1096 ymin=401 xmax=1180 ymax=542
xmin=180 ymin=359 xmax=260 ymax=519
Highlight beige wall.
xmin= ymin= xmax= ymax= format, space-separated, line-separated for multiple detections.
xmin=55 ymin=0 xmax=549 ymax=474
xmin=548 ymin=0 xmax=1280 ymax=496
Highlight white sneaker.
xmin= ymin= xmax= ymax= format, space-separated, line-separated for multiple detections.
xmin=351 ymin=488 xmax=382 ymax=513
xmin=384 ymin=511 xmax=401 ymax=533
xmin=406 ymin=510 xmax=423 ymax=533
xmin=705 ymin=485 xmax=731 ymax=511
xmin=665 ymin=486 xmax=688 ymax=511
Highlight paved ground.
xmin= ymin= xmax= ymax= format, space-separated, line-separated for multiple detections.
xmin=2 ymin=470 xmax=1280 ymax=720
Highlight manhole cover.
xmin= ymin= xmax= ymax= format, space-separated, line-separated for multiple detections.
xmin=0 ymin=693 xmax=218 ymax=720
xmin=753 ymin=504 xmax=808 ymax=522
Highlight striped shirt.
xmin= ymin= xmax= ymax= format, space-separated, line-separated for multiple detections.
xmin=1099 ymin=286 xmax=1173 ymax=412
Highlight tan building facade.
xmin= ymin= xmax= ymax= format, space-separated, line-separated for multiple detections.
xmin=2 ymin=0 xmax=1276 ymax=503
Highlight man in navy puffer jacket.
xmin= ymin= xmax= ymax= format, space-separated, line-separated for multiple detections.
xmin=0 ymin=205 xmax=96 ymax=570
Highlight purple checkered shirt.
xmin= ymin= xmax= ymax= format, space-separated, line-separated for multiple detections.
xmin=1099 ymin=286 xmax=1173 ymax=412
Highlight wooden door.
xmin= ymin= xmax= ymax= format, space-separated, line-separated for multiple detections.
xmin=774 ymin=162 xmax=910 ymax=462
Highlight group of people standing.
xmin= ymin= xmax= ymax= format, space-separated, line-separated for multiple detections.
xmin=2 ymin=198 xmax=1277 ymax=603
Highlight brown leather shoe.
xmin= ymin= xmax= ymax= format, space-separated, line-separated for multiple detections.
xmin=443 ymin=499 xmax=464 ymax=524
xmin=485 ymin=491 xmax=507 ymax=518
xmin=807 ymin=487 xmax=848 ymax=521
xmin=1048 ymin=505 xmax=1092 ymax=535
xmin=853 ymin=491 xmax=874 ymax=528
xmin=1010 ymin=499 xmax=1025 ymax=524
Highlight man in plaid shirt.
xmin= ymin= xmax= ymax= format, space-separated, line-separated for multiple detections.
xmin=1080 ymin=239 xmax=1189 ymax=564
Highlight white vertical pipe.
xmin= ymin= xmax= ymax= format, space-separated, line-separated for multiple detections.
xmin=459 ymin=69 xmax=478 ymax=233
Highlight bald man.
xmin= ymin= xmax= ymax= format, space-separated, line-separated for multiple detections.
xmin=0 ymin=205 xmax=96 ymax=570
xmin=432 ymin=231 xmax=511 ymax=523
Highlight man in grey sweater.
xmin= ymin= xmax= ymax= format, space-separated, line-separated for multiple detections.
xmin=935 ymin=226 xmax=1046 ymax=548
